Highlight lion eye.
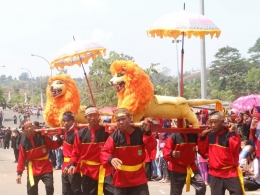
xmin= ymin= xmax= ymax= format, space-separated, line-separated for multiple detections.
xmin=117 ymin=73 xmax=124 ymax=77
xmin=56 ymin=81 xmax=64 ymax=84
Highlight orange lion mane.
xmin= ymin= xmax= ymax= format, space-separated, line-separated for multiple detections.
xmin=44 ymin=74 xmax=81 ymax=127
xmin=110 ymin=60 xmax=154 ymax=114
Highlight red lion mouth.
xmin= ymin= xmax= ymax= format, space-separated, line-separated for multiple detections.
xmin=113 ymin=81 xmax=125 ymax=92
xmin=50 ymin=88 xmax=62 ymax=97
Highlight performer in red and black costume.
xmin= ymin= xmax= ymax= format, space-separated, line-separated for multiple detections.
xmin=16 ymin=120 xmax=62 ymax=195
xmin=100 ymin=108 xmax=157 ymax=195
xmin=61 ymin=111 xmax=82 ymax=195
xmin=163 ymin=119 xmax=206 ymax=195
xmin=198 ymin=111 xmax=244 ymax=195
xmin=68 ymin=106 xmax=114 ymax=195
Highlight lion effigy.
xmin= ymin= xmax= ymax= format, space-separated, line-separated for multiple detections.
xmin=109 ymin=60 xmax=223 ymax=128
xmin=44 ymin=74 xmax=88 ymax=127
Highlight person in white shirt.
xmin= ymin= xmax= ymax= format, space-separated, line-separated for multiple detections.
xmin=240 ymin=145 xmax=260 ymax=191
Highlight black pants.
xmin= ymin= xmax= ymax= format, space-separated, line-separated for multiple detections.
xmin=114 ymin=183 xmax=149 ymax=195
xmin=145 ymin=162 xmax=153 ymax=180
xmin=169 ymin=170 xmax=206 ymax=195
xmin=27 ymin=172 xmax=54 ymax=195
xmin=244 ymin=179 xmax=260 ymax=191
xmin=13 ymin=148 xmax=19 ymax=162
xmin=62 ymin=173 xmax=82 ymax=195
xmin=48 ymin=150 xmax=56 ymax=168
xmin=4 ymin=140 xmax=9 ymax=149
xmin=82 ymin=174 xmax=114 ymax=195
xmin=210 ymin=175 xmax=243 ymax=195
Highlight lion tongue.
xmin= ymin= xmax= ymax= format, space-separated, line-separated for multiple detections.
xmin=115 ymin=84 xmax=121 ymax=92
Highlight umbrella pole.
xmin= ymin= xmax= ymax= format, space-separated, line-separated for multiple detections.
xmin=180 ymin=32 xmax=185 ymax=97
xmin=81 ymin=65 xmax=96 ymax=106
xmin=177 ymin=29 xmax=185 ymax=129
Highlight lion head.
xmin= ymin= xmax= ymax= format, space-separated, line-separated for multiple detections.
xmin=110 ymin=60 xmax=154 ymax=114
xmin=44 ymin=74 xmax=80 ymax=127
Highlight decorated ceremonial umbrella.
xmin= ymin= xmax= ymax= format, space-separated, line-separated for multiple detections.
xmin=230 ymin=94 xmax=260 ymax=112
xmin=147 ymin=4 xmax=221 ymax=97
xmin=51 ymin=39 xmax=106 ymax=106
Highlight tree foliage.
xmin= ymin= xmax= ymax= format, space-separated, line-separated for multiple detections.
xmin=248 ymin=37 xmax=260 ymax=64
xmin=244 ymin=67 xmax=260 ymax=94
xmin=0 ymin=86 xmax=6 ymax=105
xmin=208 ymin=46 xmax=250 ymax=99
xmin=19 ymin=72 xmax=30 ymax=81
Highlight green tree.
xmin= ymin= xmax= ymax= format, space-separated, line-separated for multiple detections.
xmin=11 ymin=94 xmax=24 ymax=104
xmin=0 ymin=86 xmax=6 ymax=105
xmin=184 ymin=77 xmax=201 ymax=99
xmin=0 ymin=74 xmax=6 ymax=81
xmin=244 ymin=67 xmax=260 ymax=94
xmin=209 ymin=46 xmax=249 ymax=98
xmin=143 ymin=63 xmax=160 ymax=82
xmin=248 ymin=37 xmax=260 ymax=64
xmin=7 ymin=75 xmax=13 ymax=81
xmin=19 ymin=72 xmax=30 ymax=81
xmin=210 ymin=90 xmax=235 ymax=101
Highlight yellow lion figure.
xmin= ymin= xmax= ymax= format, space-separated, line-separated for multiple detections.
xmin=109 ymin=60 xmax=223 ymax=128
xmin=44 ymin=74 xmax=87 ymax=127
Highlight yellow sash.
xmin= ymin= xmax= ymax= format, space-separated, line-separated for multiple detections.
xmin=117 ymin=162 xmax=145 ymax=172
xmin=185 ymin=165 xmax=194 ymax=192
xmin=64 ymin=157 xmax=70 ymax=163
xmin=221 ymin=166 xmax=245 ymax=195
xmin=28 ymin=155 xmax=48 ymax=186
xmin=80 ymin=160 xmax=105 ymax=195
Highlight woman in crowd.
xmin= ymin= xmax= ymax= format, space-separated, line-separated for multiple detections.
xmin=158 ymin=143 xmax=169 ymax=183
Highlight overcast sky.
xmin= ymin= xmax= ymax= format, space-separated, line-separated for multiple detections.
xmin=0 ymin=0 xmax=259 ymax=79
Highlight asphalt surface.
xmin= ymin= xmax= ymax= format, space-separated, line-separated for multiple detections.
xmin=1 ymin=108 xmax=260 ymax=194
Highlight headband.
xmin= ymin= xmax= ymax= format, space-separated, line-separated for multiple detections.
xmin=62 ymin=113 xmax=75 ymax=120
xmin=21 ymin=120 xmax=33 ymax=129
xmin=113 ymin=108 xmax=130 ymax=118
xmin=85 ymin=107 xmax=99 ymax=116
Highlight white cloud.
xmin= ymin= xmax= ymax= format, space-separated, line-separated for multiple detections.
xmin=91 ymin=28 xmax=113 ymax=43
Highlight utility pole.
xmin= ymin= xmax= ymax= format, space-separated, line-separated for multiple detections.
xmin=200 ymin=0 xmax=207 ymax=99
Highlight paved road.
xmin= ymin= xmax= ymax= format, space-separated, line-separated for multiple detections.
xmin=1 ymin=108 xmax=260 ymax=194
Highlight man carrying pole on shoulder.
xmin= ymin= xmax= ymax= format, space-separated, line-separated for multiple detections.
xmin=16 ymin=120 xmax=63 ymax=195
xmin=100 ymin=108 xmax=157 ymax=195
xmin=198 ymin=111 xmax=244 ymax=195
xmin=62 ymin=111 xmax=82 ymax=195
xmin=68 ymin=106 xmax=114 ymax=195
xmin=163 ymin=119 xmax=206 ymax=195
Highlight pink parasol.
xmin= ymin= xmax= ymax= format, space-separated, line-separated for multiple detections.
xmin=230 ymin=94 xmax=260 ymax=111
